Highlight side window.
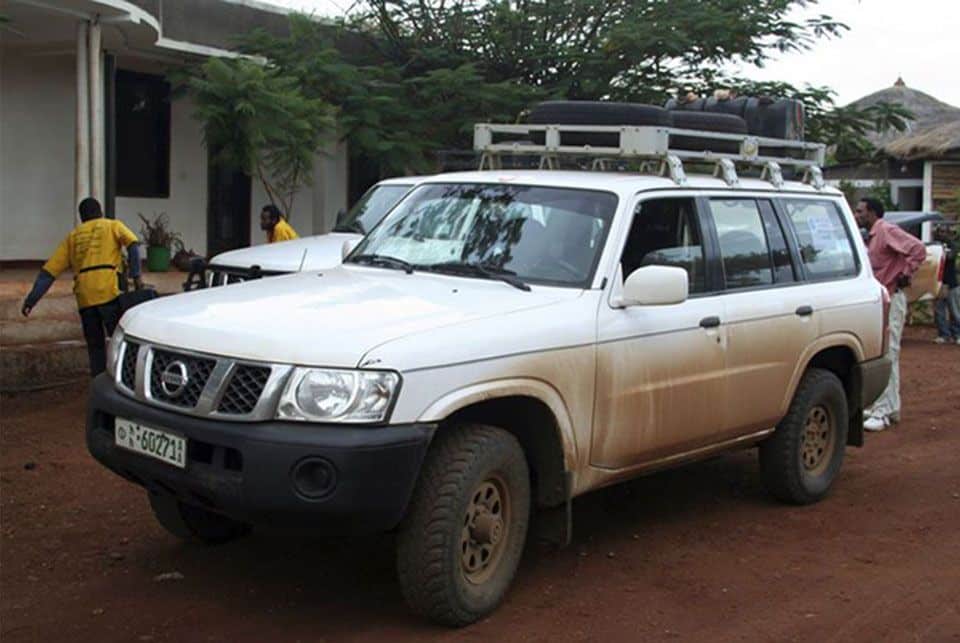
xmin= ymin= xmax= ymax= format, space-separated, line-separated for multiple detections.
xmin=621 ymin=197 xmax=706 ymax=294
xmin=758 ymin=200 xmax=796 ymax=283
xmin=782 ymin=200 xmax=858 ymax=280
xmin=710 ymin=199 xmax=774 ymax=289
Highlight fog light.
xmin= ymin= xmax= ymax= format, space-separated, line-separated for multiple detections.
xmin=291 ymin=457 xmax=337 ymax=500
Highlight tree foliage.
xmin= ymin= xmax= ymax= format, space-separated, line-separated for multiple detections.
xmin=234 ymin=14 xmax=536 ymax=175
xmin=179 ymin=0 xmax=912 ymax=200
xmin=179 ymin=57 xmax=335 ymax=218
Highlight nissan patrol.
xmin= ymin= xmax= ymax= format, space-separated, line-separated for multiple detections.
xmin=87 ymin=117 xmax=891 ymax=626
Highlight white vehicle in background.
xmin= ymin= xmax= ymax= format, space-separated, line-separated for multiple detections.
xmin=197 ymin=176 xmax=426 ymax=287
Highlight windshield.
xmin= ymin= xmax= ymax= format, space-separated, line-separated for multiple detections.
xmin=348 ymin=183 xmax=618 ymax=288
xmin=334 ymin=184 xmax=412 ymax=234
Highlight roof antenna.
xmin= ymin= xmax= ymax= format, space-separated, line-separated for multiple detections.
xmin=298 ymin=249 xmax=308 ymax=272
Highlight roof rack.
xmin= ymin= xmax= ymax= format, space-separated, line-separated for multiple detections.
xmin=473 ymin=123 xmax=828 ymax=190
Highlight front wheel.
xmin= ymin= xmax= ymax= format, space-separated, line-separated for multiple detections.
xmin=397 ymin=424 xmax=530 ymax=627
xmin=760 ymin=368 xmax=848 ymax=505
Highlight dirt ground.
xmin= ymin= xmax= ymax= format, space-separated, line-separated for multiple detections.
xmin=2 ymin=326 xmax=959 ymax=642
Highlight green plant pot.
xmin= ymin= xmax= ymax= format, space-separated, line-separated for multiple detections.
xmin=146 ymin=246 xmax=171 ymax=272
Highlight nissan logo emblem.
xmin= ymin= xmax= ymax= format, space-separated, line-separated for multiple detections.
xmin=160 ymin=361 xmax=189 ymax=397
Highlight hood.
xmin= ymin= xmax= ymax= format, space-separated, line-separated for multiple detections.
xmin=121 ymin=266 xmax=582 ymax=367
xmin=208 ymin=232 xmax=361 ymax=273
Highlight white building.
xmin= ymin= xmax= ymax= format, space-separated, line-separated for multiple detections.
xmin=0 ymin=0 xmax=348 ymax=262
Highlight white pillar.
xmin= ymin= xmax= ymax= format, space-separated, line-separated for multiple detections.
xmin=75 ymin=21 xmax=90 ymax=221
xmin=922 ymin=161 xmax=933 ymax=212
xmin=88 ymin=17 xmax=104 ymax=204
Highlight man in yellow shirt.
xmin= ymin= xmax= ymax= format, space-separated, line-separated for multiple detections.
xmin=21 ymin=198 xmax=142 ymax=376
xmin=260 ymin=204 xmax=299 ymax=243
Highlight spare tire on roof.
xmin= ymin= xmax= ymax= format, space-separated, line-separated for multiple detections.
xmin=669 ymin=111 xmax=748 ymax=154
xmin=528 ymin=101 xmax=670 ymax=147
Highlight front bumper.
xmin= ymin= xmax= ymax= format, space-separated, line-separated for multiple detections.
xmin=86 ymin=374 xmax=435 ymax=531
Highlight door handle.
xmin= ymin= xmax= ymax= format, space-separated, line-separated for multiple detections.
xmin=699 ymin=315 xmax=721 ymax=329
xmin=795 ymin=305 xmax=814 ymax=317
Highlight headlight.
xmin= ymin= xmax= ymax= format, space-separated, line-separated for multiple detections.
xmin=277 ymin=368 xmax=401 ymax=423
xmin=106 ymin=327 xmax=125 ymax=379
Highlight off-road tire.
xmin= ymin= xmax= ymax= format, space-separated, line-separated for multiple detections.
xmin=148 ymin=492 xmax=251 ymax=545
xmin=669 ymin=111 xmax=748 ymax=154
xmin=528 ymin=100 xmax=670 ymax=146
xmin=760 ymin=368 xmax=848 ymax=505
xmin=397 ymin=424 xmax=531 ymax=627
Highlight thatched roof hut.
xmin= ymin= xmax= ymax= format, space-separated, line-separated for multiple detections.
xmin=848 ymin=77 xmax=960 ymax=148
xmin=884 ymin=120 xmax=960 ymax=160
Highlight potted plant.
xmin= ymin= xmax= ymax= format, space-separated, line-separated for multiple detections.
xmin=138 ymin=212 xmax=181 ymax=272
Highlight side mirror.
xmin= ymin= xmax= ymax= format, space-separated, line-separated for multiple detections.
xmin=614 ymin=266 xmax=688 ymax=307
xmin=341 ymin=238 xmax=361 ymax=260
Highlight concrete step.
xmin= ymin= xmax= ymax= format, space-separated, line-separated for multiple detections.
xmin=0 ymin=294 xmax=80 ymax=322
xmin=1 ymin=319 xmax=84 ymax=345
xmin=0 ymin=340 xmax=89 ymax=392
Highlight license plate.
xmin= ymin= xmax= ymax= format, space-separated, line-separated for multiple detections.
xmin=114 ymin=417 xmax=186 ymax=469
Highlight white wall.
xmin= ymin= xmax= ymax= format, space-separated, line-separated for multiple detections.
xmin=0 ymin=50 xmax=77 ymax=260
xmin=0 ymin=49 xmax=349 ymax=261
xmin=116 ymin=93 xmax=208 ymax=256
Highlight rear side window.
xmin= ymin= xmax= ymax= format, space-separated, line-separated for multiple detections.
xmin=709 ymin=199 xmax=774 ymax=289
xmin=782 ymin=200 xmax=858 ymax=280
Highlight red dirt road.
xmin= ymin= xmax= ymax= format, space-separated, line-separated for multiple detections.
xmin=2 ymin=327 xmax=959 ymax=642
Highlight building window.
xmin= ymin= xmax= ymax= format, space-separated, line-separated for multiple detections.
xmin=115 ymin=70 xmax=170 ymax=198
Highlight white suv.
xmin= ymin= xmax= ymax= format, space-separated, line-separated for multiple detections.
xmin=199 ymin=176 xmax=423 ymax=286
xmin=87 ymin=124 xmax=890 ymax=626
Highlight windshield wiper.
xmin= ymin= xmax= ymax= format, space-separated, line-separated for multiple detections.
xmin=348 ymin=253 xmax=415 ymax=274
xmin=426 ymin=261 xmax=531 ymax=291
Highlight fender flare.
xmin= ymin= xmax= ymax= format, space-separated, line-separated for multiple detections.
xmin=416 ymin=378 xmax=579 ymax=471
xmin=781 ymin=333 xmax=866 ymax=414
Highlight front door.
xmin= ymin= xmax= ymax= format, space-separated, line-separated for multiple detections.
xmin=591 ymin=196 xmax=728 ymax=469
xmin=207 ymin=151 xmax=251 ymax=257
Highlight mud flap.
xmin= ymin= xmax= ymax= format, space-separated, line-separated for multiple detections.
xmin=535 ymin=471 xmax=573 ymax=547
xmin=848 ymin=408 xmax=864 ymax=447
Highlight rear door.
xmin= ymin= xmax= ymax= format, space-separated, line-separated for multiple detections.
xmin=704 ymin=195 xmax=818 ymax=434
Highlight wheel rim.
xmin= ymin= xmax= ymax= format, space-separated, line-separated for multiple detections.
xmin=460 ymin=474 xmax=510 ymax=585
xmin=800 ymin=405 xmax=835 ymax=475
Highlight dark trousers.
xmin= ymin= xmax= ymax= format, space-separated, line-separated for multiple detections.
xmin=79 ymin=299 xmax=121 ymax=376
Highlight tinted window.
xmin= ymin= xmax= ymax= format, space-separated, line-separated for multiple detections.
xmin=621 ymin=198 xmax=706 ymax=294
xmin=782 ymin=200 xmax=858 ymax=280
xmin=351 ymin=184 xmax=617 ymax=288
xmin=758 ymin=201 xmax=796 ymax=283
xmin=710 ymin=199 xmax=774 ymax=289
xmin=335 ymin=184 xmax=412 ymax=234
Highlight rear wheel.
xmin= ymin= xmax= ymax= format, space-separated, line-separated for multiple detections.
xmin=397 ymin=424 xmax=530 ymax=627
xmin=760 ymin=368 xmax=848 ymax=504
xmin=148 ymin=493 xmax=250 ymax=545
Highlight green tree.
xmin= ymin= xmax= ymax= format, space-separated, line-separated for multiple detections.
xmin=235 ymin=14 xmax=536 ymax=174
xmin=351 ymin=1 xmax=910 ymax=163
xmin=180 ymin=57 xmax=336 ymax=219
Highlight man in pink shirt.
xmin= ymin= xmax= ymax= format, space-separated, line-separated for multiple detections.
xmin=854 ymin=197 xmax=927 ymax=431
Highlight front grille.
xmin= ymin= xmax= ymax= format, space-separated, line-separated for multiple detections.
xmin=115 ymin=340 xmax=289 ymax=421
xmin=149 ymin=349 xmax=215 ymax=408
xmin=218 ymin=365 xmax=272 ymax=415
xmin=121 ymin=341 xmax=139 ymax=390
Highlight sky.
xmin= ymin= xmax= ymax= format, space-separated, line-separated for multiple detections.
xmin=264 ymin=0 xmax=960 ymax=107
